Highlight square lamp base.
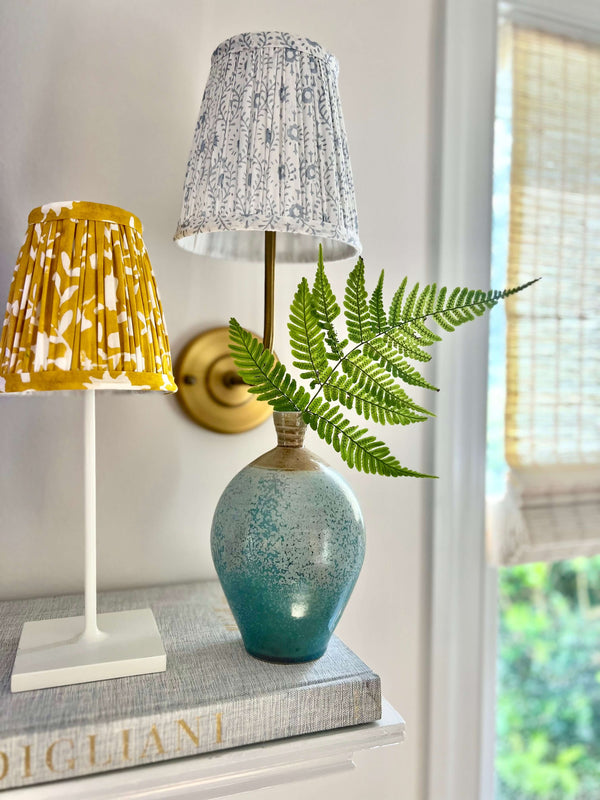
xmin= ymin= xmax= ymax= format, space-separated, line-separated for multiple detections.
xmin=10 ymin=608 xmax=166 ymax=693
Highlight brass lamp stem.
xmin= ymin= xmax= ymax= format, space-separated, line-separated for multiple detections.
xmin=263 ymin=231 xmax=276 ymax=351
xmin=220 ymin=231 xmax=276 ymax=388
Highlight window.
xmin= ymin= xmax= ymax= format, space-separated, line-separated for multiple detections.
xmin=428 ymin=3 xmax=600 ymax=800
xmin=488 ymin=16 xmax=600 ymax=800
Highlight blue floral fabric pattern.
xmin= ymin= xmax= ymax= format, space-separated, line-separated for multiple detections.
xmin=174 ymin=32 xmax=361 ymax=263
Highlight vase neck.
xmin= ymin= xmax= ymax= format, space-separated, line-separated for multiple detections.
xmin=273 ymin=411 xmax=306 ymax=448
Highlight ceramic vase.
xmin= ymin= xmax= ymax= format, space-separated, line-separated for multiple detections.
xmin=211 ymin=411 xmax=366 ymax=662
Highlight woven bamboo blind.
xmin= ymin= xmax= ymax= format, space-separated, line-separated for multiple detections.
xmin=492 ymin=24 xmax=600 ymax=565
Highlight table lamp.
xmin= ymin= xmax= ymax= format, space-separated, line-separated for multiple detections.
xmin=174 ymin=31 xmax=361 ymax=433
xmin=0 ymin=201 xmax=177 ymax=692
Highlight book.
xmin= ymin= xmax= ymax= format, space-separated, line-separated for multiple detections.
xmin=0 ymin=580 xmax=381 ymax=790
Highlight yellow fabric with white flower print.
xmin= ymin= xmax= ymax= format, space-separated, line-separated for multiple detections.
xmin=0 ymin=201 xmax=177 ymax=393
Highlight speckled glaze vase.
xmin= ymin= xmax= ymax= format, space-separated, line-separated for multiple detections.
xmin=211 ymin=411 xmax=366 ymax=662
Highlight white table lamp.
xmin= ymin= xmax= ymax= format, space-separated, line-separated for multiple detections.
xmin=0 ymin=201 xmax=177 ymax=692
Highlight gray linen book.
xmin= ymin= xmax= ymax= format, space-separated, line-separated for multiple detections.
xmin=0 ymin=581 xmax=381 ymax=790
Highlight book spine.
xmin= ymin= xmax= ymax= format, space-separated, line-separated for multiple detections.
xmin=0 ymin=674 xmax=381 ymax=790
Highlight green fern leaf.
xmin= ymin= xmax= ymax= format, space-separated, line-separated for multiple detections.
xmin=381 ymin=277 xmax=540 ymax=349
xmin=321 ymin=371 xmax=430 ymax=425
xmin=422 ymin=283 xmax=437 ymax=315
xmin=389 ymin=277 xmax=407 ymax=325
xmin=340 ymin=349 xmax=428 ymax=413
xmin=383 ymin=328 xmax=433 ymax=362
xmin=344 ymin=257 xmax=372 ymax=343
xmin=288 ymin=278 xmax=329 ymax=384
xmin=311 ymin=245 xmax=346 ymax=359
xmin=402 ymin=281 xmax=420 ymax=320
xmin=305 ymin=399 xmax=433 ymax=477
xmin=435 ymin=286 xmax=447 ymax=311
xmin=428 ymin=279 xmax=540 ymax=333
xmin=364 ymin=337 xmax=438 ymax=391
xmin=384 ymin=279 xmax=441 ymax=350
xmin=229 ymin=319 xmax=310 ymax=411
xmin=369 ymin=270 xmax=388 ymax=334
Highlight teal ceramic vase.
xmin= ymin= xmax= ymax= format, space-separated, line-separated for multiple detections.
xmin=211 ymin=411 xmax=366 ymax=662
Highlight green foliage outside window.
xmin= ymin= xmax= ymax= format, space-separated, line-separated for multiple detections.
xmin=497 ymin=557 xmax=600 ymax=800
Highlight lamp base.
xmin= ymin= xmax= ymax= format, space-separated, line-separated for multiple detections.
xmin=10 ymin=608 xmax=166 ymax=692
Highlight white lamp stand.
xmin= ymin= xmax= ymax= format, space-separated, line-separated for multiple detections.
xmin=10 ymin=393 xmax=166 ymax=692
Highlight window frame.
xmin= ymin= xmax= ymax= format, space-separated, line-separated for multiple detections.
xmin=427 ymin=2 xmax=600 ymax=800
xmin=427 ymin=0 xmax=498 ymax=797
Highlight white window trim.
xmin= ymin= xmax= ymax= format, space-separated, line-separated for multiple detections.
xmin=428 ymin=2 xmax=600 ymax=800
xmin=426 ymin=0 xmax=498 ymax=798
xmin=501 ymin=0 xmax=600 ymax=44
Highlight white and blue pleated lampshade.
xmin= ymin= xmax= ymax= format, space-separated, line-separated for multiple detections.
xmin=174 ymin=31 xmax=361 ymax=263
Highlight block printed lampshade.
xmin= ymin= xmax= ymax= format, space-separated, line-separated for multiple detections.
xmin=0 ymin=201 xmax=176 ymax=691
xmin=173 ymin=31 xmax=361 ymax=431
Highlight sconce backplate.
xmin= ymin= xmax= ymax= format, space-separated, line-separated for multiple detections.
xmin=175 ymin=327 xmax=273 ymax=434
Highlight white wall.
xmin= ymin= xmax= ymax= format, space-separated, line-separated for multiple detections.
xmin=0 ymin=1 xmax=438 ymax=798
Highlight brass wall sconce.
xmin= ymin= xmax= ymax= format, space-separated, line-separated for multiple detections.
xmin=175 ymin=232 xmax=276 ymax=434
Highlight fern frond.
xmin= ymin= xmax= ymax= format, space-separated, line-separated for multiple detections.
xmin=288 ymin=278 xmax=329 ymax=385
xmin=229 ymin=319 xmax=310 ymax=411
xmin=311 ymin=245 xmax=347 ymax=360
xmin=305 ymin=399 xmax=433 ymax=477
xmin=344 ymin=257 xmax=372 ymax=344
xmin=369 ymin=271 xmax=387 ymax=334
xmin=321 ymin=371 xmax=430 ymax=425
xmin=229 ymin=256 xmax=537 ymax=479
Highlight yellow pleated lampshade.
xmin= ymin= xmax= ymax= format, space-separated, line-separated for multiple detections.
xmin=0 ymin=201 xmax=176 ymax=393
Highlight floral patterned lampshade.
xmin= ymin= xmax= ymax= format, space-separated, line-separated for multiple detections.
xmin=174 ymin=31 xmax=361 ymax=263
xmin=0 ymin=201 xmax=177 ymax=394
